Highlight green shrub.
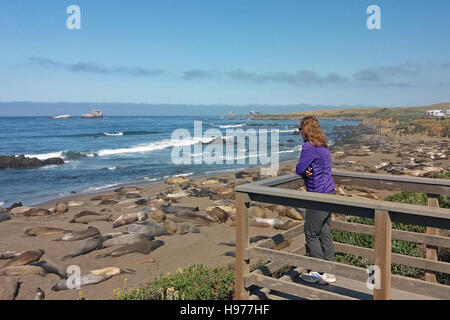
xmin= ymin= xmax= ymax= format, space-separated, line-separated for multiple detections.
xmin=117 ymin=264 xmax=236 ymax=300
xmin=333 ymin=173 xmax=450 ymax=283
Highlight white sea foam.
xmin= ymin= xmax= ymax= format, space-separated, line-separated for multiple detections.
xmin=107 ymin=167 xmax=116 ymax=170
xmin=104 ymin=132 xmax=123 ymax=136
xmin=0 ymin=201 xmax=5 ymax=207
xmin=96 ymin=137 xmax=215 ymax=157
xmin=211 ymin=124 xmax=246 ymax=129
xmin=81 ymin=183 xmax=121 ymax=193
xmin=24 ymin=151 xmax=64 ymax=160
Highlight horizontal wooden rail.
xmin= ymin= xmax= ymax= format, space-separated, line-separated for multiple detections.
xmin=332 ymin=220 xmax=450 ymax=248
xmin=250 ymin=170 xmax=450 ymax=196
xmin=334 ymin=242 xmax=450 ymax=274
xmin=235 ymin=187 xmax=450 ymax=229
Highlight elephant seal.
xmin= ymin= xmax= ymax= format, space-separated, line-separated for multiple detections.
xmin=176 ymin=224 xmax=200 ymax=235
xmin=0 ymin=276 xmax=20 ymax=300
xmin=112 ymin=211 xmax=148 ymax=228
xmin=51 ymin=273 xmax=112 ymax=291
xmin=0 ymin=213 xmax=11 ymax=223
xmin=0 ymin=265 xmax=46 ymax=277
xmin=172 ymin=210 xmax=214 ymax=225
xmin=127 ymin=222 xmax=168 ymax=238
xmin=0 ymin=251 xmax=24 ymax=260
xmin=96 ymin=240 xmax=164 ymax=258
xmin=89 ymin=267 xmax=135 ymax=276
xmin=3 ymin=249 xmax=45 ymax=268
xmin=102 ymin=233 xmax=150 ymax=248
xmin=30 ymin=260 xmax=67 ymax=279
xmin=161 ymin=204 xmax=199 ymax=214
xmin=54 ymin=226 xmax=100 ymax=241
xmin=24 ymin=208 xmax=52 ymax=217
xmin=34 ymin=287 xmax=45 ymax=300
xmin=69 ymin=214 xmax=113 ymax=224
xmin=25 ymin=227 xmax=70 ymax=237
xmin=72 ymin=210 xmax=102 ymax=219
xmin=61 ymin=235 xmax=111 ymax=261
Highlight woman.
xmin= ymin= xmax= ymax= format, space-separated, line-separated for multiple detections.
xmin=295 ymin=116 xmax=336 ymax=285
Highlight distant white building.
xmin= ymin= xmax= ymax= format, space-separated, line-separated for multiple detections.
xmin=446 ymin=109 xmax=450 ymax=116
xmin=425 ymin=109 xmax=445 ymax=117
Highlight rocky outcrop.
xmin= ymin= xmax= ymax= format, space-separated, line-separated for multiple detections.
xmin=0 ymin=155 xmax=64 ymax=170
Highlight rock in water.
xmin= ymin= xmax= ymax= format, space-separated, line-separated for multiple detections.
xmin=0 ymin=155 xmax=63 ymax=169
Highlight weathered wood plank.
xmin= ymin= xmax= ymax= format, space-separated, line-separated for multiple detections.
xmin=425 ymin=194 xmax=440 ymax=283
xmin=334 ymin=242 xmax=450 ymax=274
xmin=245 ymin=274 xmax=357 ymax=300
xmin=374 ymin=210 xmax=392 ymax=300
xmin=332 ymin=220 xmax=450 ymax=248
xmin=249 ymin=246 xmax=450 ymax=299
xmin=235 ymin=192 xmax=250 ymax=300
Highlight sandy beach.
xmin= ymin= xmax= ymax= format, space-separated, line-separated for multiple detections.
xmin=1 ymin=132 xmax=449 ymax=300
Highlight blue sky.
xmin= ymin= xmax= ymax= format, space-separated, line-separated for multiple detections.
xmin=0 ymin=0 xmax=450 ymax=114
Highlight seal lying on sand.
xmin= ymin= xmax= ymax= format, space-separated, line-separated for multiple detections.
xmin=0 ymin=213 xmax=11 ymax=223
xmin=69 ymin=215 xmax=113 ymax=224
xmin=0 ymin=265 xmax=46 ymax=277
xmin=176 ymin=224 xmax=201 ymax=235
xmin=0 ymin=251 xmax=24 ymax=260
xmin=51 ymin=273 xmax=112 ymax=291
xmin=161 ymin=204 xmax=199 ymax=214
xmin=96 ymin=240 xmax=165 ymax=258
xmin=3 ymin=249 xmax=45 ymax=268
xmin=102 ymin=233 xmax=151 ymax=248
xmin=30 ymin=260 xmax=67 ymax=279
xmin=127 ymin=222 xmax=168 ymax=238
xmin=54 ymin=226 xmax=100 ymax=241
xmin=72 ymin=211 xmax=102 ymax=219
xmin=112 ymin=211 xmax=148 ymax=228
xmin=25 ymin=227 xmax=70 ymax=237
xmin=89 ymin=267 xmax=136 ymax=276
xmin=61 ymin=235 xmax=111 ymax=261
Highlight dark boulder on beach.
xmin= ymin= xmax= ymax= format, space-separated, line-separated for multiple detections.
xmin=0 ymin=155 xmax=64 ymax=170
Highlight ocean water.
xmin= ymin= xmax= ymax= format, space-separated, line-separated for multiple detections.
xmin=0 ymin=116 xmax=358 ymax=206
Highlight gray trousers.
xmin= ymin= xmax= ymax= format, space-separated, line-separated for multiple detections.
xmin=303 ymin=190 xmax=336 ymax=264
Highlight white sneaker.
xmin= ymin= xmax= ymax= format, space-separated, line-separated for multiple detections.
xmin=301 ymin=271 xmax=328 ymax=285
xmin=321 ymin=273 xmax=336 ymax=283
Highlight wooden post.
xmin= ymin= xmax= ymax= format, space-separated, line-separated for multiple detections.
xmin=374 ymin=209 xmax=392 ymax=300
xmin=425 ymin=194 xmax=440 ymax=283
xmin=235 ymin=192 xmax=250 ymax=300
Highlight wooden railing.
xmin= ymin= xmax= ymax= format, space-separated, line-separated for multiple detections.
xmin=234 ymin=169 xmax=450 ymax=300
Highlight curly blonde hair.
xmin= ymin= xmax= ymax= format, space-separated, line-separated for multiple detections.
xmin=300 ymin=116 xmax=328 ymax=148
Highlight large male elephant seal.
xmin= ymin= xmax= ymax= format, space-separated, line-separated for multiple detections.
xmin=61 ymin=235 xmax=111 ymax=261
xmin=54 ymin=226 xmax=100 ymax=241
xmin=3 ymin=249 xmax=45 ymax=268
xmin=96 ymin=240 xmax=164 ymax=258
xmin=25 ymin=227 xmax=70 ymax=237
xmin=127 ymin=222 xmax=168 ymax=238
xmin=102 ymin=233 xmax=151 ymax=248
xmin=51 ymin=273 xmax=112 ymax=291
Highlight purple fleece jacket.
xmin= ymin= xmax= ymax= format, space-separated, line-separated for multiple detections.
xmin=296 ymin=141 xmax=336 ymax=193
